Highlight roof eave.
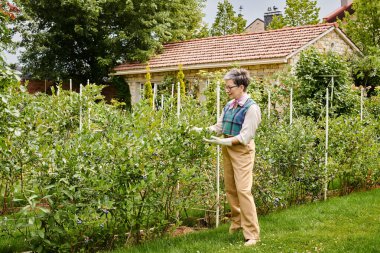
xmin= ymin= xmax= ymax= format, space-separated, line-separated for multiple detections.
xmin=323 ymin=3 xmax=353 ymax=21
xmin=285 ymin=26 xmax=362 ymax=60
xmin=111 ymin=58 xmax=288 ymax=76
xmin=286 ymin=26 xmax=336 ymax=60
xmin=334 ymin=28 xmax=363 ymax=56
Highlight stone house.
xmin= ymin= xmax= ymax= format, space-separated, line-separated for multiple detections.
xmin=112 ymin=23 xmax=361 ymax=104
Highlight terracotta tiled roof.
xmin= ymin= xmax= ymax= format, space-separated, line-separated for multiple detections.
xmin=114 ymin=23 xmax=338 ymax=73
xmin=323 ymin=3 xmax=354 ymax=23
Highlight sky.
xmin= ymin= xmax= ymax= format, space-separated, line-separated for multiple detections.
xmin=5 ymin=0 xmax=342 ymax=64
xmin=203 ymin=0 xmax=341 ymax=25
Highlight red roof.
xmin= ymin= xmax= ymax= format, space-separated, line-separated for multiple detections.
xmin=323 ymin=3 xmax=354 ymax=23
xmin=114 ymin=23 xmax=338 ymax=73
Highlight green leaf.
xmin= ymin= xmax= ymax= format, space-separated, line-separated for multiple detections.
xmin=37 ymin=230 xmax=45 ymax=239
xmin=38 ymin=207 xmax=51 ymax=214
xmin=62 ymin=190 xmax=73 ymax=201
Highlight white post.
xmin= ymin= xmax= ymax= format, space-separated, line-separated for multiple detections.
xmin=330 ymin=76 xmax=334 ymax=109
xmin=267 ymin=89 xmax=271 ymax=120
xmin=153 ymin=83 xmax=157 ymax=110
xmin=171 ymin=83 xmax=174 ymax=109
xmin=290 ymin=88 xmax=293 ymax=126
xmin=87 ymin=80 xmax=91 ymax=131
xmin=176 ymin=82 xmax=181 ymax=221
xmin=216 ymin=81 xmax=220 ymax=228
xmin=79 ymin=84 xmax=83 ymax=132
xmin=177 ymin=82 xmax=180 ymax=119
xmin=360 ymin=87 xmax=364 ymax=121
xmin=331 ymin=76 xmax=334 ymax=101
xmin=88 ymin=107 xmax=91 ymax=131
xmin=44 ymin=79 xmax=47 ymax=93
xmin=324 ymin=88 xmax=329 ymax=201
xmin=160 ymin=93 xmax=165 ymax=126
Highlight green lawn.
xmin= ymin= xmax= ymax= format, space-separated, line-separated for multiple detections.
xmin=0 ymin=235 xmax=27 ymax=253
xmin=109 ymin=188 xmax=380 ymax=253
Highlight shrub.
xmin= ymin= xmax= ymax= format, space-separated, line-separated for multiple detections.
xmin=294 ymin=47 xmax=357 ymax=119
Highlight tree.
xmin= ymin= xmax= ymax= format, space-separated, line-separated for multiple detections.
xmin=192 ymin=22 xmax=210 ymax=39
xmin=340 ymin=0 xmax=380 ymax=54
xmin=339 ymin=0 xmax=380 ymax=92
xmin=267 ymin=15 xmax=286 ymax=30
xmin=267 ymin=0 xmax=320 ymax=30
xmin=1 ymin=2 xmax=13 ymax=51
xmin=350 ymin=48 xmax=380 ymax=95
xmin=16 ymin=0 xmax=205 ymax=84
xmin=0 ymin=1 xmax=20 ymax=91
xmin=210 ymin=0 xmax=247 ymax=36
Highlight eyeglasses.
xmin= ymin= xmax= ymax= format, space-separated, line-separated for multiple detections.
xmin=225 ymin=85 xmax=238 ymax=91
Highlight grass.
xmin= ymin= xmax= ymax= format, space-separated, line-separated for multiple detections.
xmin=108 ymin=188 xmax=380 ymax=253
xmin=0 ymin=236 xmax=28 ymax=253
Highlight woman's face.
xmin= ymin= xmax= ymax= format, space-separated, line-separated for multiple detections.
xmin=225 ymin=79 xmax=244 ymax=99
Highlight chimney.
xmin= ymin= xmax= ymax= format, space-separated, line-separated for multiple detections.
xmin=341 ymin=0 xmax=352 ymax=6
xmin=264 ymin=6 xmax=282 ymax=29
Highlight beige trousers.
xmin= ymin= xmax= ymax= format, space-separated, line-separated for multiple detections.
xmin=222 ymin=140 xmax=260 ymax=240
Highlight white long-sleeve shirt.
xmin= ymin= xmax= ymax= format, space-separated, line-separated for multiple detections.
xmin=209 ymin=96 xmax=261 ymax=145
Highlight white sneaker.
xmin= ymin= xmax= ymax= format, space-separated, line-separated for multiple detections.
xmin=244 ymin=239 xmax=259 ymax=246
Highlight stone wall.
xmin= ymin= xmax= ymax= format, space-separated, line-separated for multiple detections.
xmin=288 ymin=29 xmax=356 ymax=68
xmin=245 ymin=63 xmax=288 ymax=79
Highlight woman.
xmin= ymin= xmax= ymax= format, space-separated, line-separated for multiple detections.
xmin=194 ymin=68 xmax=261 ymax=246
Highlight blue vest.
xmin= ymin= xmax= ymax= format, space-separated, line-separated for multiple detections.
xmin=222 ymin=98 xmax=255 ymax=136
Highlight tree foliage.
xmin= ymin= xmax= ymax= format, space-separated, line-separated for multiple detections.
xmin=0 ymin=1 xmax=15 ymax=52
xmin=110 ymin=76 xmax=131 ymax=110
xmin=340 ymin=0 xmax=380 ymax=54
xmin=339 ymin=0 xmax=380 ymax=92
xmin=268 ymin=0 xmax=320 ymax=30
xmin=210 ymin=0 xmax=246 ymax=36
xmin=294 ymin=48 xmax=355 ymax=118
xmin=350 ymin=48 xmax=380 ymax=95
xmin=0 ymin=1 xmax=20 ymax=91
xmin=16 ymin=0 xmax=205 ymax=83
xmin=192 ymin=22 xmax=210 ymax=39
xmin=267 ymin=15 xmax=286 ymax=30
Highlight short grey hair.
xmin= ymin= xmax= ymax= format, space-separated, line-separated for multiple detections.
xmin=223 ymin=68 xmax=251 ymax=91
